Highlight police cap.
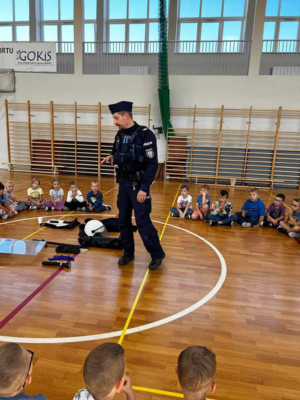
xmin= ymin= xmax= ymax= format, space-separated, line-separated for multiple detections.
xmin=109 ymin=101 xmax=133 ymax=115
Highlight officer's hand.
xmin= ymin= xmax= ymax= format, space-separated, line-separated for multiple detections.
xmin=137 ymin=190 xmax=147 ymax=203
xmin=101 ymin=155 xmax=114 ymax=166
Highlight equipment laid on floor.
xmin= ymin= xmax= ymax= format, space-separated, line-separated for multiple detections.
xmin=41 ymin=218 xmax=80 ymax=229
xmin=33 ymin=239 xmax=89 ymax=253
xmin=0 ymin=238 xmax=46 ymax=265
xmin=78 ymin=219 xmax=123 ymax=249
xmin=48 ymin=255 xmax=75 ymax=261
xmin=42 ymin=261 xmax=71 ymax=268
xmin=79 ymin=217 xmax=138 ymax=233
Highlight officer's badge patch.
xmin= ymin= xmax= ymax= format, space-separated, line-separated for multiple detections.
xmin=146 ymin=148 xmax=154 ymax=159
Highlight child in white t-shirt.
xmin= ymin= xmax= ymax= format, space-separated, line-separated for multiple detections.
xmin=45 ymin=178 xmax=65 ymax=211
xmin=170 ymin=184 xmax=193 ymax=219
xmin=64 ymin=180 xmax=87 ymax=211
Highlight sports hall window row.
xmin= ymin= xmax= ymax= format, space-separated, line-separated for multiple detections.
xmin=1 ymin=0 xmax=300 ymax=55
xmin=263 ymin=0 xmax=300 ymax=52
xmin=0 ymin=0 xmax=74 ymax=42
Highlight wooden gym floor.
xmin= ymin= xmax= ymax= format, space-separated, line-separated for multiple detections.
xmin=0 ymin=171 xmax=299 ymax=400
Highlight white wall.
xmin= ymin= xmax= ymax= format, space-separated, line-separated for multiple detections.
xmin=1 ymin=73 xmax=300 ymax=167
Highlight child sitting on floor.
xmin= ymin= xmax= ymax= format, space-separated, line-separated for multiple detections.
xmin=25 ymin=177 xmax=47 ymax=210
xmin=177 ymin=346 xmax=216 ymax=400
xmin=45 ymin=178 xmax=65 ymax=211
xmin=207 ymin=190 xmax=233 ymax=226
xmin=170 ymin=184 xmax=193 ymax=219
xmin=73 ymin=343 xmax=135 ymax=400
xmin=278 ymin=197 xmax=300 ymax=238
xmin=0 ymin=182 xmax=18 ymax=220
xmin=218 ymin=187 xmax=265 ymax=228
xmin=192 ymin=184 xmax=211 ymax=221
xmin=0 ymin=342 xmax=46 ymax=400
xmin=86 ymin=180 xmax=111 ymax=213
xmin=261 ymin=193 xmax=285 ymax=227
xmin=64 ymin=181 xmax=87 ymax=211
xmin=5 ymin=180 xmax=26 ymax=212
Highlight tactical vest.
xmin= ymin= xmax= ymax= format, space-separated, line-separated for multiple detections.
xmin=114 ymin=125 xmax=147 ymax=173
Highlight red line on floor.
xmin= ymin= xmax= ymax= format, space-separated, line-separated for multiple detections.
xmin=0 ymin=254 xmax=79 ymax=330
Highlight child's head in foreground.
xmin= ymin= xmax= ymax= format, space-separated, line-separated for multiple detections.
xmin=69 ymin=180 xmax=78 ymax=190
xmin=91 ymin=180 xmax=99 ymax=192
xmin=219 ymin=190 xmax=228 ymax=201
xmin=52 ymin=178 xmax=61 ymax=189
xmin=31 ymin=178 xmax=40 ymax=189
xmin=0 ymin=343 xmax=33 ymax=397
xmin=0 ymin=182 xmax=4 ymax=195
xmin=5 ymin=180 xmax=14 ymax=192
xmin=249 ymin=187 xmax=259 ymax=201
xmin=200 ymin=185 xmax=210 ymax=194
xmin=273 ymin=193 xmax=285 ymax=205
xmin=181 ymin=184 xmax=189 ymax=196
xmin=292 ymin=197 xmax=300 ymax=213
xmin=84 ymin=343 xmax=125 ymax=400
xmin=177 ymin=346 xmax=216 ymax=400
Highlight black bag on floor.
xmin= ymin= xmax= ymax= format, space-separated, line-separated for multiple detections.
xmin=42 ymin=218 xmax=80 ymax=229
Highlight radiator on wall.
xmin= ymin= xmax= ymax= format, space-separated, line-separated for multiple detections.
xmin=271 ymin=66 xmax=300 ymax=75
xmin=119 ymin=66 xmax=149 ymax=75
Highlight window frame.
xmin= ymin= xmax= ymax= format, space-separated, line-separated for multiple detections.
xmin=0 ymin=0 xmax=30 ymax=41
xmin=177 ymin=0 xmax=248 ymax=53
xmin=40 ymin=0 xmax=74 ymax=52
xmin=105 ymin=0 xmax=164 ymax=53
xmin=264 ymin=0 xmax=300 ymax=52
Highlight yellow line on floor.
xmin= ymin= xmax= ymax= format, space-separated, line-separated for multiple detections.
xmin=133 ymin=386 xmax=214 ymax=400
xmin=263 ymin=189 xmax=292 ymax=211
xmin=118 ymin=184 xmax=181 ymax=345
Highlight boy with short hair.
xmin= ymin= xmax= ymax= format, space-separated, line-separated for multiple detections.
xmin=64 ymin=181 xmax=87 ymax=211
xmin=207 ymin=190 xmax=233 ymax=226
xmin=177 ymin=346 xmax=216 ymax=400
xmin=278 ymin=197 xmax=300 ymax=238
xmin=261 ymin=193 xmax=286 ymax=227
xmin=86 ymin=181 xmax=111 ymax=213
xmin=170 ymin=184 xmax=193 ymax=219
xmin=73 ymin=343 xmax=135 ymax=400
xmin=192 ymin=185 xmax=211 ymax=221
xmin=219 ymin=187 xmax=265 ymax=228
xmin=0 ymin=342 xmax=46 ymax=400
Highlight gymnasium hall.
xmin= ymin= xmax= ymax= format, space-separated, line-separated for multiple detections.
xmin=0 ymin=1 xmax=299 ymax=400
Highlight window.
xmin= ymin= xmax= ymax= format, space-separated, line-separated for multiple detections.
xmin=177 ymin=0 xmax=247 ymax=53
xmin=84 ymin=0 xmax=97 ymax=52
xmin=107 ymin=0 xmax=169 ymax=52
xmin=0 ymin=0 xmax=30 ymax=41
xmin=40 ymin=0 xmax=74 ymax=52
xmin=264 ymin=0 xmax=300 ymax=52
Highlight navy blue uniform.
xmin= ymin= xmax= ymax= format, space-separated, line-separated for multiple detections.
xmin=113 ymin=122 xmax=164 ymax=259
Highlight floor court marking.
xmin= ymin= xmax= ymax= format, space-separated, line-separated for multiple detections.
xmin=0 ymin=224 xmax=227 ymax=342
xmin=118 ymin=184 xmax=181 ymax=345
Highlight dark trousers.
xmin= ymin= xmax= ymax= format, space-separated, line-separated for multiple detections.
xmin=207 ymin=213 xmax=232 ymax=226
xmin=170 ymin=207 xmax=193 ymax=218
xmin=221 ymin=212 xmax=258 ymax=226
xmin=117 ymin=178 xmax=164 ymax=259
xmin=85 ymin=205 xmax=107 ymax=213
xmin=65 ymin=200 xmax=87 ymax=211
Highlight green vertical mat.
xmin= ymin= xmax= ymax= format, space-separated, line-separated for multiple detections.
xmin=158 ymin=0 xmax=173 ymax=137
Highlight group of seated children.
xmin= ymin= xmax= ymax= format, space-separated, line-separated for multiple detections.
xmin=170 ymin=184 xmax=300 ymax=238
xmin=0 ymin=178 xmax=111 ymax=220
xmin=0 ymin=342 xmax=216 ymax=400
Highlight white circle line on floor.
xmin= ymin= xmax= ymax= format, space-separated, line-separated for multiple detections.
xmin=0 ymin=215 xmax=227 ymax=344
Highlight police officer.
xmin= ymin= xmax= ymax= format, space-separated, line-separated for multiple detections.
xmin=101 ymin=101 xmax=165 ymax=270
